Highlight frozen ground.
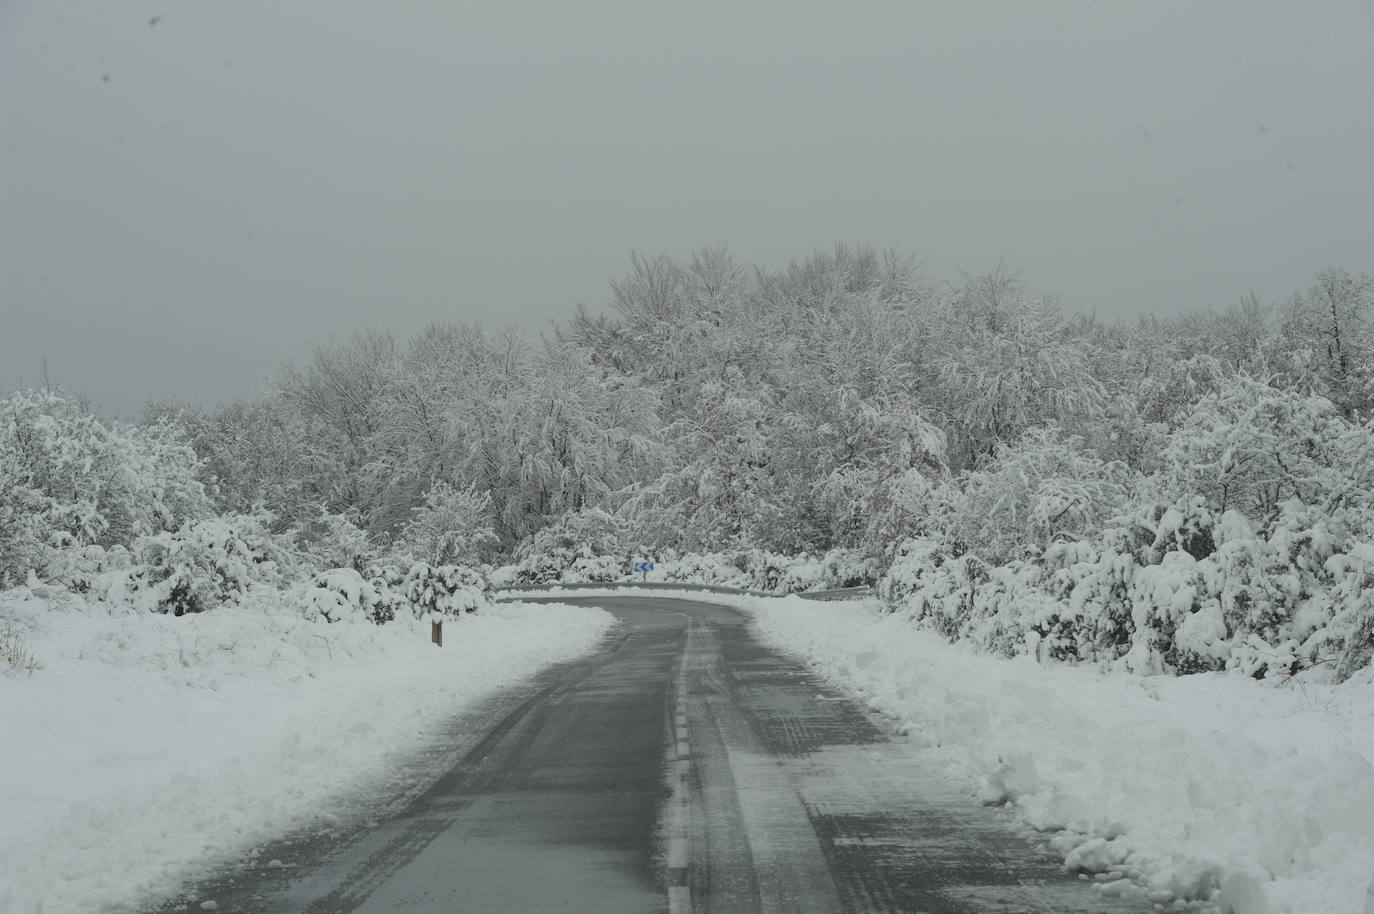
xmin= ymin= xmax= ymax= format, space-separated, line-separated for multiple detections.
xmin=732 ymin=595 xmax=1374 ymax=914
xmin=0 ymin=588 xmax=614 ymax=914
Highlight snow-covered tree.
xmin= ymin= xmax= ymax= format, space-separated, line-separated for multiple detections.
xmin=1160 ymin=376 xmax=1362 ymax=527
xmin=0 ymin=389 xmax=211 ymax=582
xmin=1278 ymin=267 xmax=1374 ymax=416
xmin=937 ymin=276 xmax=1106 ymax=468
xmin=952 ymin=426 xmax=1133 ymax=564
xmin=397 ymin=482 xmax=498 ymax=566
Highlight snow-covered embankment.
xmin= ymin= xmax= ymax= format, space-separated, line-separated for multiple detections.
xmin=0 ymin=589 xmax=614 ymax=914
xmin=737 ymin=595 xmax=1374 ymax=914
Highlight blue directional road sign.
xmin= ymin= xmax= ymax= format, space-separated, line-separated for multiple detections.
xmin=633 ymin=561 xmax=655 ymax=573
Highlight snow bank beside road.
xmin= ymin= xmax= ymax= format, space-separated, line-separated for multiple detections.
xmin=0 ymin=589 xmax=614 ymax=914
xmin=736 ymin=596 xmax=1374 ymax=914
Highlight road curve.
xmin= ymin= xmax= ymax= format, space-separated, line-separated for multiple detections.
xmin=153 ymin=596 xmax=1150 ymax=914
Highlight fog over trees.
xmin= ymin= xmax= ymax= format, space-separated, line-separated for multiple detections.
xmin=5 ymin=246 xmax=1374 ymax=678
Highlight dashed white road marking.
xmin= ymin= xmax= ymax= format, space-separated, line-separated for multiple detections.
xmin=667 ymin=885 xmax=693 ymax=914
xmin=666 ymin=613 xmax=697 ymax=914
xmin=667 ymin=835 xmax=689 ymax=869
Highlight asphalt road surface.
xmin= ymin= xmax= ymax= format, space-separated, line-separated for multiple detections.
xmin=154 ymin=596 xmax=1150 ymax=914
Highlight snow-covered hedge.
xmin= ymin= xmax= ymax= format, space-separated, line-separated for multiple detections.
xmin=880 ymin=378 xmax=1374 ymax=681
xmin=881 ymin=501 xmax=1374 ymax=681
xmin=491 ymin=547 xmax=880 ymax=594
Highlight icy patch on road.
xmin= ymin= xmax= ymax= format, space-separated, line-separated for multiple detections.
xmin=729 ymin=595 xmax=1374 ymax=914
xmin=0 ymin=590 xmax=614 ymax=914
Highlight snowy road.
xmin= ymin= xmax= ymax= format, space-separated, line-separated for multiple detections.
xmin=157 ymin=596 xmax=1150 ymax=913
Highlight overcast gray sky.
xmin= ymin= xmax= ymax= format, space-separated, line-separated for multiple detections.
xmin=3 ymin=1 xmax=1372 ymax=416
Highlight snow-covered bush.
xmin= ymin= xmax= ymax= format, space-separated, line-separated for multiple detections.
xmin=506 ymin=507 xmax=636 ymax=584
xmin=297 ymin=568 xmax=383 ymax=624
xmin=881 ymin=541 xmax=985 ymax=639
xmin=565 ymin=553 xmax=628 ymax=583
xmin=732 ymin=551 xmax=798 ymax=593
xmin=654 ymin=553 xmax=751 ymax=588
xmin=1324 ymin=544 xmax=1374 ymax=681
xmin=1042 ymin=538 xmax=1136 ymax=663
xmin=817 ymin=548 xmax=882 ymax=588
xmin=776 ymin=555 xmax=825 ymax=593
xmin=127 ymin=513 xmax=294 ymax=615
xmin=398 ymin=562 xmax=489 ymax=621
xmin=296 ymin=565 xmax=418 ymax=626
xmin=26 ymin=542 xmax=132 ymax=596
xmin=504 ymin=550 xmax=574 ymax=586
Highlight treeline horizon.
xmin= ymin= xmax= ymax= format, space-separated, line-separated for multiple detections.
xmin=128 ymin=245 xmax=1370 ymax=560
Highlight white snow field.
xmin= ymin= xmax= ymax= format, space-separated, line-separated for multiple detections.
xmin=0 ymin=588 xmax=614 ymax=914
xmin=730 ymin=594 xmax=1374 ymax=914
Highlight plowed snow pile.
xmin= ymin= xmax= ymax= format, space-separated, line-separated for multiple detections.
xmin=0 ymin=589 xmax=613 ymax=914
xmin=739 ymin=596 xmax=1374 ymax=914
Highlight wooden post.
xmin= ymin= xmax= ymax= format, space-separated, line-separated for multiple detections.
xmin=431 ymin=620 xmax=443 ymax=647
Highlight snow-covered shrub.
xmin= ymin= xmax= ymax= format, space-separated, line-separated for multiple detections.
xmin=295 ymin=565 xmax=415 ymax=625
xmin=655 ymin=553 xmax=751 ymax=587
xmin=1324 ymin=544 xmax=1374 ymax=681
xmin=878 ymin=538 xmax=949 ymax=608
xmin=817 ymin=548 xmax=882 ymax=588
xmin=882 ymin=545 xmax=1066 ymax=660
xmin=127 ymin=513 xmax=294 ymax=615
xmin=297 ymin=568 xmax=382 ymax=624
xmin=732 ymin=550 xmax=816 ymax=593
xmin=358 ymin=558 xmax=415 ymax=624
xmin=29 ymin=542 xmax=133 ymax=596
xmin=507 ymin=507 xmax=636 ymax=584
xmin=522 ymin=507 xmax=631 ymax=560
xmin=398 ymin=562 xmax=489 ymax=621
xmin=967 ymin=560 xmax=1068 ymax=659
xmin=1120 ymin=496 xmax=1218 ymax=564
xmin=1123 ymin=551 xmax=1217 ymax=675
xmin=565 ymin=553 xmax=628 ymax=583
xmin=777 ymin=555 xmax=825 ymax=593
xmin=505 ymin=550 xmax=573 ymax=586
xmin=485 ymin=563 xmax=520 ymax=589
xmin=1043 ymin=538 xmax=1136 ymax=663
xmin=882 ymin=542 xmax=988 ymax=640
